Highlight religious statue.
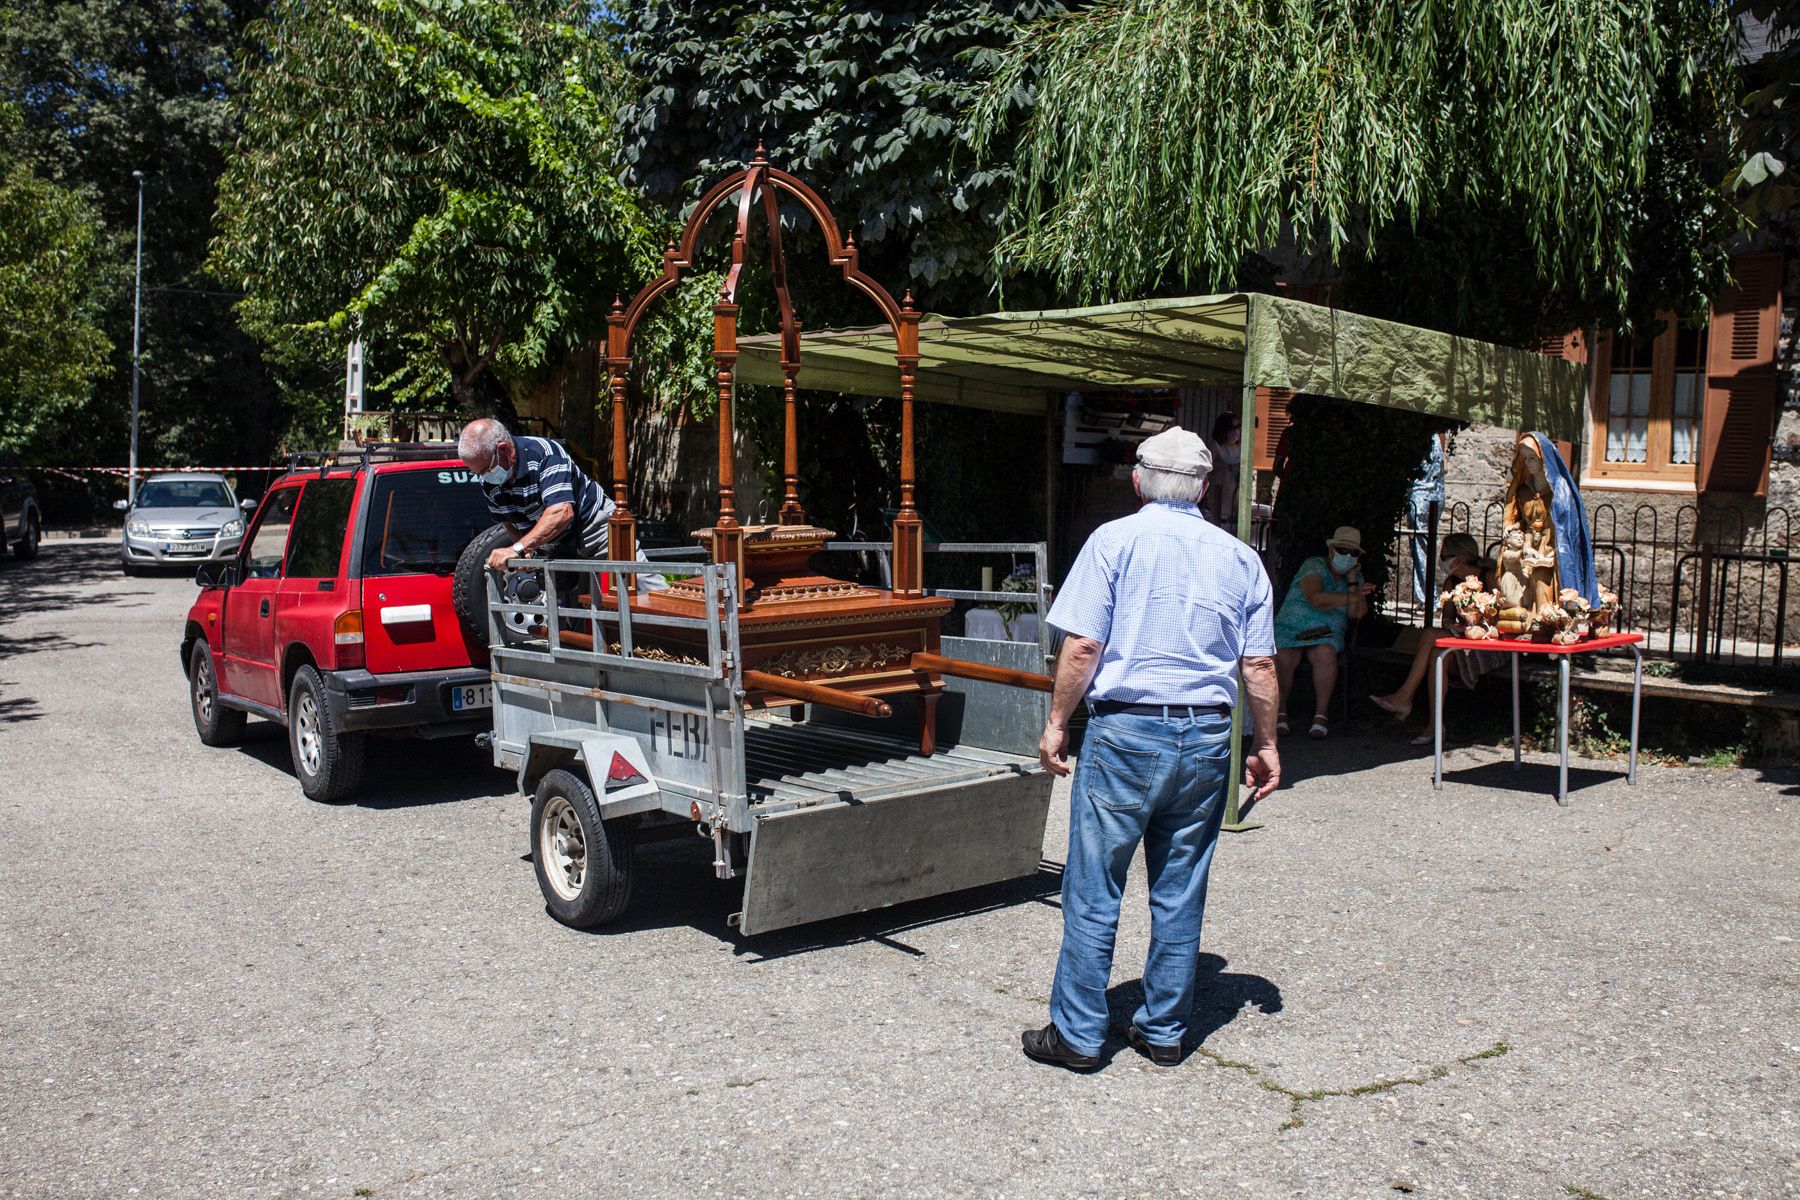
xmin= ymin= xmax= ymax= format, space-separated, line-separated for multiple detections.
xmin=1496 ymin=432 xmax=1602 ymax=638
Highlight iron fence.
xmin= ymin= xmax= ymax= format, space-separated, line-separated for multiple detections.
xmin=1370 ymin=500 xmax=1799 ymax=672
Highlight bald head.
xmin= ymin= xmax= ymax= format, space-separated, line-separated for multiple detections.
xmin=458 ymin=418 xmax=512 ymax=475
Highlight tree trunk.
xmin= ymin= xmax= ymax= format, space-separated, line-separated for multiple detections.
xmin=442 ymin=341 xmax=519 ymax=428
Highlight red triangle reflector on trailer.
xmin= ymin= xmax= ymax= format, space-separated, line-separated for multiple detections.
xmin=604 ymin=751 xmax=646 ymax=789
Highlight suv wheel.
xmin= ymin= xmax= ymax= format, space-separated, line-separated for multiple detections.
xmin=189 ymin=640 xmax=246 ymax=747
xmin=288 ymin=665 xmax=365 ymax=802
xmin=531 ymin=768 xmax=634 ymax=928
xmin=14 ymin=512 xmax=39 ymax=560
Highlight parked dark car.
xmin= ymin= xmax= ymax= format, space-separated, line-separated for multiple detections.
xmin=0 ymin=453 xmax=43 ymax=560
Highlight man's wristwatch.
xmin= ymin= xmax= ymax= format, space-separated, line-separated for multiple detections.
xmin=510 ymin=541 xmax=526 ymax=557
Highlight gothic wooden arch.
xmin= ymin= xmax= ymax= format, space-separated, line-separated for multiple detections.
xmin=603 ymin=147 xmax=924 ymax=597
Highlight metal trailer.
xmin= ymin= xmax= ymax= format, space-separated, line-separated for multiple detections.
xmin=483 ymin=544 xmax=1056 ymax=935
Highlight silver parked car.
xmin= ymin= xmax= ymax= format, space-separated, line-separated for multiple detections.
xmin=116 ymin=472 xmax=256 ymax=573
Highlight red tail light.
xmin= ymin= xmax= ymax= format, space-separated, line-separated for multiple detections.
xmin=334 ymin=609 xmax=365 ymax=670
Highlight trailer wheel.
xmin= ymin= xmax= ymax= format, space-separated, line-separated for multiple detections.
xmin=189 ymin=639 xmax=246 ymax=747
xmin=531 ymin=768 xmax=634 ymax=928
xmin=288 ymin=665 xmax=366 ymax=802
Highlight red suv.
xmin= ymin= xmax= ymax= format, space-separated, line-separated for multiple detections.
xmin=181 ymin=446 xmax=503 ymax=801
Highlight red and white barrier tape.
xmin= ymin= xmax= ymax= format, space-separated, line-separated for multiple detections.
xmin=25 ymin=465 xmax=289 ymax=474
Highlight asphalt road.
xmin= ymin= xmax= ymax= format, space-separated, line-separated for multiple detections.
xmin=2 ymin=540 xmax=1796 ymax=1199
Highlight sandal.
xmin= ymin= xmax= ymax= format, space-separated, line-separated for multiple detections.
xmin=1309 ymin=714 xmax=1329 ymax=739
xmin=1370 ymin=693 xmax=1411 ymax=720
xmin=1276 ymin=712 xmax=1291 ymax=737
xmin=1409 ymin=731 xmax=1434 ymax=746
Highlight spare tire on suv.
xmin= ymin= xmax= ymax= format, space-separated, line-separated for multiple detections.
xmin=453 ymin=523 xmax=515 ymax=648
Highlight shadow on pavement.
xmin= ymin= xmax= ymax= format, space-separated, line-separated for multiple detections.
xmin=0 ymin=540 xmax=158 ymax=625
xmin=547 ymin=834 xmax=1066 ymax=959
xmin=0 ymin=693 xmax=43 ymax=723
xmin=1435 ymin=758 xmax=1623 ymax=798
xmin=228 ymin=723 xmax=505 ymax=807
xmin=1103 ymin=951 xmax=1284 ymax=1052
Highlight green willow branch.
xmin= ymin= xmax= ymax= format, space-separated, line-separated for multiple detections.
xmin=970 ymin=0 xmax=1728 ymax=305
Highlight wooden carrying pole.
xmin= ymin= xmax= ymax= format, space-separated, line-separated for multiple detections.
xmin=910 ymin=652 xmax=1051 ymax=692
xmin=743 ymin=670 xmax=893 ymax=718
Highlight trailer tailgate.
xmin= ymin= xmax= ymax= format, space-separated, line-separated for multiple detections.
xmin=736 ymin=723 xmax=1053 ymax=935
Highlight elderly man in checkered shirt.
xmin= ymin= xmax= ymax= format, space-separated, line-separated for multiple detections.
xmin=1023 ymin=426 xmax=1281 ymax=1072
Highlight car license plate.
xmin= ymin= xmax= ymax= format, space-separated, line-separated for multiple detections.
xmin=450 ymin=684 xmax=492 ymax=711
xmin=167 ymin=540 xmax=210 ymax=553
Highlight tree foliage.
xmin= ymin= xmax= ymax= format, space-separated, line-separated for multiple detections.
xmin=211 ymin=0 xmax=662 ymax=416
xmin=619 ymin=0 xmax=1074 ymax=317
xmin=0 ymin=102 xmax=112 ymax=456
xmin=973 ymin=0 xmax=1739 ymax=332
xmin=1728 ymin=0 xmax=1799 ymax=219
xmin=3 ymin=0 xmax=278 ymax=486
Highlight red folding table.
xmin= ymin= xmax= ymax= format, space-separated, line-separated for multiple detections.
xmin=1432 ymin=631 xmax=1646 ymax=806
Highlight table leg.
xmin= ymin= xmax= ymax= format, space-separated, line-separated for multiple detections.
xmin=1433 ymin=652 xmax=1445 ymax=791
xmin=1629 ymin=644 xmax=1641 ymax=785
xmin=1557 ymin=656 xmax=1571 ymax=806
xmin=1511 ymin=653 xmax=1521 ymax=770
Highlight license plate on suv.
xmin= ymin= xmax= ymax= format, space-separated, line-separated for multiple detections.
xmin=450 ymin=684 xmax=492 ymax=711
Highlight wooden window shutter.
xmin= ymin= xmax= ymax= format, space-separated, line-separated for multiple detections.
xmin=1700 ymin=252 xmax=1785 ymax=495
xmin=1253 ymin=387 xmax=1293 ymax=471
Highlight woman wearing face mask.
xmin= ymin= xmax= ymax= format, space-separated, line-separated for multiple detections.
xmin=1370 ymin=532 xmax=1499 ymax=743
xmin=1204 ymin=413 xmax=1242 ymax=525
xmin=1272 ymin=526 xmax=1373 ymax=739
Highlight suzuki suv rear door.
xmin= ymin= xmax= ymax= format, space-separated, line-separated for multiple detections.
xmin=358 ymin=465 xmax=494 ymax=673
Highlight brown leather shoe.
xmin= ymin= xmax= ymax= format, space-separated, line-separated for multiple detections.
xmin=1021 ymin=1023 xmax=1100 ymax=1071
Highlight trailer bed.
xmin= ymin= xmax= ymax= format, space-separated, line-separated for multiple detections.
xmin=744 ymin=720 xmax=1036 ymax=814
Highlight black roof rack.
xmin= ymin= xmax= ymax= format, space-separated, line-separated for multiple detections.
xmin=284 ymin=441 xmax=459 ymax=477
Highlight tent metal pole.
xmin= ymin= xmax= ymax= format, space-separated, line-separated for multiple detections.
xmin=1224 ymin=310 xmax=1263 ymax=833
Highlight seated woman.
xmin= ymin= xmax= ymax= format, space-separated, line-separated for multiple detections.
xmin=1370 ymin=532 xmax=1499 ymax=743
xmin=1274 ymin=526 xmax=1373 ymax=739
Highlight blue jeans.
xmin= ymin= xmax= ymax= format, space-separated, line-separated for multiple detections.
xmin=1049 ymin=710 xmax=1233 ymax=1055
xmin=1409 ymin=490 xmax=1438 ymax=602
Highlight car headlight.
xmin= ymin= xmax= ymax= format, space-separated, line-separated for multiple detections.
xmin=220 ymin=519 xmax=243 ymax=538
xmin=127 ymin=519 xmax=150 ymax=537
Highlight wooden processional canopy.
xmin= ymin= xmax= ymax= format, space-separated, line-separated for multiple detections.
xmin=602 ymin=146 xmax=926 ymax=600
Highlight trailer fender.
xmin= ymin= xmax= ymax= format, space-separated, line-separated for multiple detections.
xmin=519 ymin=732 xmax=662 ymax=820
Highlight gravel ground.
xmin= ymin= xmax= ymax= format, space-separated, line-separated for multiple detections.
xmin=2 ymin=540 xmax=1795 ymax=1199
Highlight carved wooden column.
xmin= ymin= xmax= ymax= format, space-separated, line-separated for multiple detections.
xmin=604 ymin=297 xmax=636 ymax=562
xmin=778 ymin=361 xmax=806 ymax=524
xmin=891 ymin=291 xmax=924 ymax=597
xmin=711 ymin=297 xmax=744 ymax=593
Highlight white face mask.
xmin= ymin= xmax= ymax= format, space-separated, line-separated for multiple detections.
xmin=1330 ymin=551 xmax=1358 ymax=574
xmin=481 ymin=461 xmax=509 ymax=486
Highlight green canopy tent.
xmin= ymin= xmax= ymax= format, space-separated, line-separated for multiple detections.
xmin=739 ymin=291 xmax=1584 ymax=433
xmin=737 ymin=292 xmax=1587 ymax=826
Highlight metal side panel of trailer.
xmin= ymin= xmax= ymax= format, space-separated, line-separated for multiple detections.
xmin=735 ymin=721 xmax=1052 ymax=935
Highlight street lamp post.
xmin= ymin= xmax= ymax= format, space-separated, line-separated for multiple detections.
xmin=128 ymin=170 xmax=145 ymax=506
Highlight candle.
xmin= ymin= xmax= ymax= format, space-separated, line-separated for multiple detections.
xmin=980 ymin=566 xmax=995 ymax=593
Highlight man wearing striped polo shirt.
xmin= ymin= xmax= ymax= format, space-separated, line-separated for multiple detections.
xmin=1022 ymin=425 xmax=1281 ymax=1072
xmin=457 ymin=418 xmax=614 ymax=570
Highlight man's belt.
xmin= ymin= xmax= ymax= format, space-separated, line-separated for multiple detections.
xmin=1089 ymin=700 xmax=1231 ymax=718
